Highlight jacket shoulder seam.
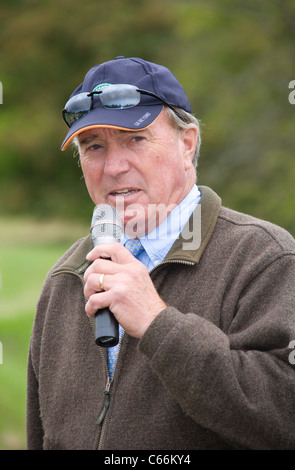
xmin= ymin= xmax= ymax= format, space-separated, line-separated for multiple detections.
xmin=218 ymin=210 xmax=295 ymax=253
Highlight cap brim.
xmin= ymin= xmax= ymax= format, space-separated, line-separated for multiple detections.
xmin=61 ymin=104 xmax=163 ymax=151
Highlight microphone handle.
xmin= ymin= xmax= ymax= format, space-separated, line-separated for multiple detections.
xmin=95 ymin=307 xmax=119 ymax=347
xmin=91 ymin=249 xmax=119 ymax=347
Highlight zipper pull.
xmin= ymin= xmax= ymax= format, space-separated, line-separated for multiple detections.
xmin=95 ymin=376 xmax=111 ymax=425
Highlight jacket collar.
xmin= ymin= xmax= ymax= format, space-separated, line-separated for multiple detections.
xmin=164 ymin=185 xmax=221 ymax=264
xmin=53 ymin=186 xmax=221 ymax=276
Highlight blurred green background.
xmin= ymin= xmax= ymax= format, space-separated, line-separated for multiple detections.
xmin=0 ymin=0 xmax=294 ymax=449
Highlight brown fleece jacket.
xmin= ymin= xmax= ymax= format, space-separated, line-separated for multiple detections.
xmin=27 ymin=186 xmax=295 ymax=449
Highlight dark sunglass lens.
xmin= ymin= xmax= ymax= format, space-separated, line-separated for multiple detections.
xmin=64 ymin=110 xmax=89 ymax=127
xmin=66 ymin=92 xmax=92 ymax=112
xmin=100 ymin=85 xmax=140 ymax=109
xmin=63 ymin=92 xmax=92 ymax=126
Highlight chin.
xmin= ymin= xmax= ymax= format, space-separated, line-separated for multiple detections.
xmin=122 ymin=215 xmax=147 ymax=238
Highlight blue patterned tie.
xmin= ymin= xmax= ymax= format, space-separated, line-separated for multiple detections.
xmin=107 ymin=239 xmax=145 ymax=379
xmin=124 ymin=238 xmax=145 ymax=258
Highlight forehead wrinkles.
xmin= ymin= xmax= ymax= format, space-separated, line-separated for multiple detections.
xmin=78 ymin=129 xmax=124 ymax=145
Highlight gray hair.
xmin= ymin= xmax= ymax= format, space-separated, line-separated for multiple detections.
xmin=163 ymin=106 xmax=201 ymax=168
xmin=72 ymin=106 xmax=201 ymax=168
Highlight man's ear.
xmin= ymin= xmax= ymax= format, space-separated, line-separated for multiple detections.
xmin=182 ymin=125 xmax=198 ymax=169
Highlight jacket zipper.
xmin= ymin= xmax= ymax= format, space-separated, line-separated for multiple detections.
xmin=96 ymin=331 xmax=125 ymax=450
xmin=95 ymin=374 xmax=111 ymax=425
xmin=149 ymin=258 xmax=194 ymax=276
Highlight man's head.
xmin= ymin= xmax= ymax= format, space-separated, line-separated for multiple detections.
xmin=61 ymin=57 xmax=201 ymax=235
xmin=61 ymin=56 xmax=200 ymax=157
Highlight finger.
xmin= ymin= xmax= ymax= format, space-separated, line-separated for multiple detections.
xmin=86 ymin=242 xmax=136 ymax=264
xmin=85 ymin=291 xmax=112 ymax=318
xmin=84 ymin=272 xmax=109 ymax=299
xmin=83 ymin=257 xmax=121 ymax=283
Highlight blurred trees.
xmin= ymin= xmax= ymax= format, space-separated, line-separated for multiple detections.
xmin=0 ymin=0 xmax=294 ymax=233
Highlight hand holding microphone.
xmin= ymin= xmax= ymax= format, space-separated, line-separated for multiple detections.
xmin=90 ymin=204 xmax=122 ymax=347
xmin=84 ymin=204 xmax=167 ymax=343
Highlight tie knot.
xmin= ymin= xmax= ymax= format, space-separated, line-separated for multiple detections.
xmin=125 ymin=238 xmax=145 ymax=258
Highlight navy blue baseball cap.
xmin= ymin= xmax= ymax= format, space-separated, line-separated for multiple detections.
xmin=61 ymin=56 xmax=191 ymax=150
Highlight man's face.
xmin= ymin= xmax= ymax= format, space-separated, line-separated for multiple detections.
xmin=78 ymin=110 xmax=197 ymax=236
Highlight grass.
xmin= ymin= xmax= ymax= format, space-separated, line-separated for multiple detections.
xmin=0 ymin=216 xmax=88 ymax=450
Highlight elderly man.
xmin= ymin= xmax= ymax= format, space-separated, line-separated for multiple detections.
xmin=27 ymin=57 xmax=295 ymax=450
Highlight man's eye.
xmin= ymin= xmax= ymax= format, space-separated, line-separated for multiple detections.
xmin=89 ymin=144 xmax=102 ymax=150
xmin=131 ymin=136 xmax=144 ymax=142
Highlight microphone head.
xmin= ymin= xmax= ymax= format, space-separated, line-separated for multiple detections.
xmin=91 ymin=204 xmax=123 ymax=245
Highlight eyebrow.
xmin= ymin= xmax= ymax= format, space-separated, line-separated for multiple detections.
xmin=79 ymin=135 xmax=98 ymax=145
xmin=78 ymin=129 xmax=147 ymax=146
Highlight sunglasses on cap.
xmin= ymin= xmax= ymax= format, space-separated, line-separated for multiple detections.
xmin=62 ymin=83 xmax=179 ymax=128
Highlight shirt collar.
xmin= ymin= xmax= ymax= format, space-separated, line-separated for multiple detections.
xmin=122 ymin=184 xmax=201 ymax=268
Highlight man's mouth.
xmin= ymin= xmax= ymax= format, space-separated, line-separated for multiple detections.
xmin=110 ymin=188 xmax=140 ymax=197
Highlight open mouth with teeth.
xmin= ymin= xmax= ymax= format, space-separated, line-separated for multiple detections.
xmin=110 ymin=189 xmax=140 ymax=197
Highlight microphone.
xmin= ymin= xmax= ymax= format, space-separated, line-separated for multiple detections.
xmin=90 ymin=204 xmax=123 ymax=347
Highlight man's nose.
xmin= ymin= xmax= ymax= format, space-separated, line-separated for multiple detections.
xmin=103 ymin=145 xmax=131 ymax=177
